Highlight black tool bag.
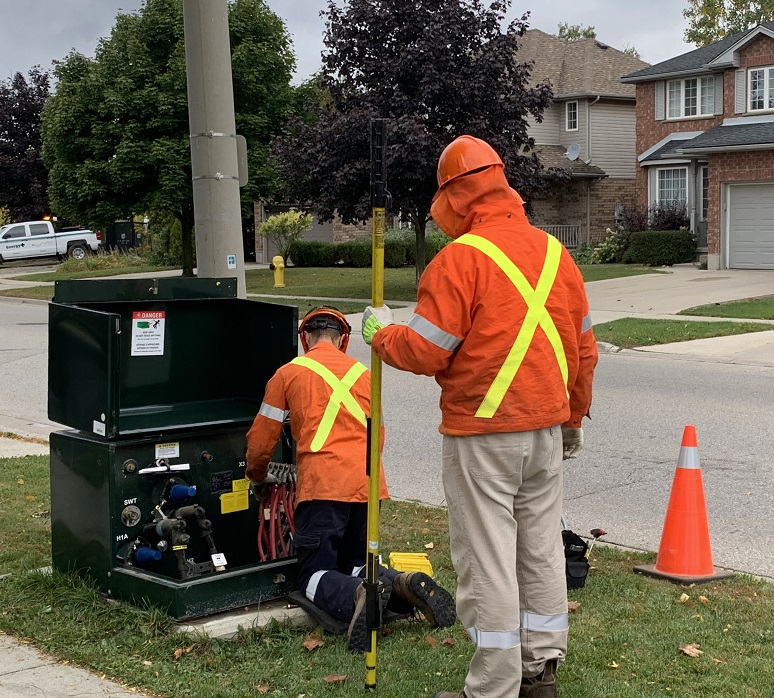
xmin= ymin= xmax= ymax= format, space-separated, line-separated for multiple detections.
xmin=562 ymin=529 xmax=590 ymax=590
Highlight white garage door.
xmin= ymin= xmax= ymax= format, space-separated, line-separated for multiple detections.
xmin=727 ymin=183 xmax=774 ymax=269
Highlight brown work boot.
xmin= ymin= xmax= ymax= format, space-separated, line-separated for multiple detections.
xmin=519 ymin=659 xmax=558 ymax=697
xmin=392 ymin=572 xmax=456 ymax=627
xmin=347 ymin=585 xmax=369 ymax=653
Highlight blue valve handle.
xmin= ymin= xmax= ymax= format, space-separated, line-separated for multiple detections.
xmin=135 ymin=547 xmax=162 ymax=565
xmin=169 ymin=484 xmax=197 ymax=502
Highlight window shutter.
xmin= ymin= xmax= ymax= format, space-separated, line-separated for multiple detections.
xmin=734 ymin=69 xmax=746 ymax=113
xmin=655 ymin=81 xmax=665 ymax=120
xmin=714 ymin=73 xmax=724 ymax=114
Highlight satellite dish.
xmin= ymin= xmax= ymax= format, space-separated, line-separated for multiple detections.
xmin=564 ymin=143 xmax=581 ymax=161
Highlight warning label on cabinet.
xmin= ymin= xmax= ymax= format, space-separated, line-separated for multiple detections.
xmin=131 ymin=311 xmax=166 ymax=356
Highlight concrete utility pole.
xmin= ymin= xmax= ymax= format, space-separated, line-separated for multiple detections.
xmin=183 ymin=0 xmax=247 ymax=298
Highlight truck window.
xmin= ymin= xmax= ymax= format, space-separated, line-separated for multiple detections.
xmin=29 ymin=223 xmax=50 ymax=236
xmin=2 ymin=225 xmax=26 ymax=239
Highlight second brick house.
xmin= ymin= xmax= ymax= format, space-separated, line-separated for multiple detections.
xmin=622 ymin=22 xmax=774 ymax=270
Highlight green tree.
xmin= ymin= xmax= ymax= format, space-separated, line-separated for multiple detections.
xmin=0 ymin=68 xmax=50 ymax=221
xmin=272 ymin=0 xmax=554 ymax=281
xmin=556 ymin=22 xmax=597 ymax=40
xmin=42 ymin=0 xmax=294 ymax=276
xmin=622 ymin=44 xmax=642 ymax=59
xmin=260 ymin=209 xmax=313 ymax=263
xmin=683 ymin=0 xmax=774 ymax=46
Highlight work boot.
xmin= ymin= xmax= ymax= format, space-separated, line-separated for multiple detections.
xmin=392 ymin=572 xmax=456 ymax=627
xmin=519 ymin=659 xmax=558 ymax=698
xmin=347 ymin=585 xmax=369 ymax=653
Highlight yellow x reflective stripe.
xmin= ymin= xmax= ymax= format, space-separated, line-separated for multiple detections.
xmin=455 ymin=234 xmax=569 ymax=418
xmin=291 ymin=356 xmax=367 ymax=451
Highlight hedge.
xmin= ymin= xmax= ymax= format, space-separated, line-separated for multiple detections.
xmin=287 ymin=230 xmax=451 ymax=268
xmin=622 ymin=230 xmax=697 ymax=266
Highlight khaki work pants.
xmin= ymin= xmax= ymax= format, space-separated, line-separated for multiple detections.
xmin=442 ymin=428 xmax=568 ymax=698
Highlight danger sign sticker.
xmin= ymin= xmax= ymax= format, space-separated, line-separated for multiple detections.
xmin=131 ymin=311 xmax=166 ymax=356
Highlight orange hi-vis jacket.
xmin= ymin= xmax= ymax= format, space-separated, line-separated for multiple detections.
xmin=246 ymin=341 xmax=389 ymax=505
xmin=373 ymin=200 xmax=598 ymax=436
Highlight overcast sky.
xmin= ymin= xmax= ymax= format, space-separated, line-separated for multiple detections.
xmin=0 ymin=1 xmax=695 ymax=84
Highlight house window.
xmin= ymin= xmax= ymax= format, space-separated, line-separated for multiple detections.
xmin=748 ymin=67 xmax=774 ymax=111
xmin=657 ymin=168 xmax=687 ymax=205
xmin=566 ymin=101 xmax=578 ymax=131
xmin=667 ymin=77 xmax=715 ymax=118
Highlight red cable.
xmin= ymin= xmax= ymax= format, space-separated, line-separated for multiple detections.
xmin=269 ymin=485 xmax=280 ymax=560
xmin=277 ymin=484 xmax=289 ymax=558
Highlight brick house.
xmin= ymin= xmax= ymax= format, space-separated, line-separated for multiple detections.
xmin=622 ymin=22 xmax=774 ymax=270
xmin=519 ymin=30 xmax=649 ymax=247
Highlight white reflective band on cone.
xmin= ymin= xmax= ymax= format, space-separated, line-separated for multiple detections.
xmin=465 ymin=626 xmax=521 ymax=649
xmin=677 ymin=446 xmax=701 ymax=469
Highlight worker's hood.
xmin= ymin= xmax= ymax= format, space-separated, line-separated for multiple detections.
xmin=430 ymin=166 xmax=523 ymax=239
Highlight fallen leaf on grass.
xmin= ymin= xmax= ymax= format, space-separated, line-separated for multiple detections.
xmin=568 ymin=601 xmax=581 ymax=612
xmin=16 ymin=479 xmax=24 ymax=485
xmin=254 ymin=685 xmax=271 ymax=694
xmin=25 ymin=495 xmax=35 ymax=501
xmin=142 ymin=660 xmax=153 ymax=666
xmin=679 ymin=643 xmax=703 ymax=658
xmin=424 ymin=542 xmax=434 ymax=549
xmin=698 ymin=596 xmax=709 ymax=604
xmin=323 ymin=675 xmax=347 ymax=684
xmin=609 ymin=661 xmax=619 ymax=668
xmin=173 ymin=647 xmax=193 ymax=659
xmin=678 ymin=593 xmax=690 ymax=603
xmin=301 ymin=635 xmax=324 ymax=651
xmin=442 ymin=637 xmax=456 ymax=647
xmin=425 ymin=635 xmax=438 ymax=648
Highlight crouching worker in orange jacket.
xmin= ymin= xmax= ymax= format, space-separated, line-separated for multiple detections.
xmin=246 ymin=306 xmax=455 ymax=652
xmin=362 ymin=137 xmax=598 ymax=698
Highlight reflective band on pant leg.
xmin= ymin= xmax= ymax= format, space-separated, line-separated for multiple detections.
xmin=306 ymin=569 xmax=327 ymax=602
xmin=520 ymin=611 xmax=569 ymax=632
xmin=466 ymin=626 xmax=521 ymax=649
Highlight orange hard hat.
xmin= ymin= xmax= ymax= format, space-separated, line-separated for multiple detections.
xmin=299 ymin=305 xmax=352 ymax=352
xmin=436 ymin=135 xmax=504 ymax=189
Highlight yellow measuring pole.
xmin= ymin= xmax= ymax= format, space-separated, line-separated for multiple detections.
xmin=365 ymin=118 xmax=387 ymax=690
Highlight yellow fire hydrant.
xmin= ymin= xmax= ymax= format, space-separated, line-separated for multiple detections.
xmin=270 ymin=255 xmax=285 ymax=288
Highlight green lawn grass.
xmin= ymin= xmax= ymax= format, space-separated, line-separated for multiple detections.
xmin=1 ymin=454 xmax=773 ymax=697
xmin=0 ymin=285 xmax=54 ymax=301
xmin=680 ymin=295 xmax=774 ymax=320
xmin=9 ymin=265 xmax=175 ymax=282
xmin=593 ymin=317 xmax=774 ymax=348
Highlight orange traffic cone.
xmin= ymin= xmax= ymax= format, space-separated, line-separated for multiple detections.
xmin=634 ymin=425 xmax=734 ymax=585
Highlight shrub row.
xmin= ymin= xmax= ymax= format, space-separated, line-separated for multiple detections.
xmin=287 ymin=229 xmax=452 ymax=268
xmin=622 ymin=230 xmax=697 ymax=266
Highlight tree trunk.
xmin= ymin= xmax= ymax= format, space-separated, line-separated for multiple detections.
xmin=179 ymin=206 xmax=195 ymax=277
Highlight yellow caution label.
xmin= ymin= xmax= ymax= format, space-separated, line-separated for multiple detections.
xmin=232 ymin=478 xmax=250 ymax=492
xmin=172 ymin=545 xmax=188 ymax=551
xmin=220 ymin=490 xmax=249 ymax=514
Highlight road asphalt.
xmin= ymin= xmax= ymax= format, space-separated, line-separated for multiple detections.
xmin=0 ymin=262 xmax=773 ymax=696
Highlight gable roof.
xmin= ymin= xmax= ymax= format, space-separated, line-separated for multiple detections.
xmin=622 ymin=21 xmax=774 ymax=83
xmin=519 ymin=29 xmax=649 ymax=99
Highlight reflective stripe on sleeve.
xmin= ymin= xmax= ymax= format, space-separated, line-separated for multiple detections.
xmin=407 ymin=314 xmax=462 ymax=352
xmin=582 ymin=311 xmax=593 ymax=333
xmin=520 ymin=611 xmax=569 ymax=632
xmin=466 ymin=626 xmax=521 ymax=649
xmin=258 ymin=402 xmax=288 ymax=423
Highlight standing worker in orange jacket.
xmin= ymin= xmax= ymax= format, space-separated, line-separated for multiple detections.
xmin=362 ymin=136 xmax=598 ymax=698
xmin=246 ymin=306 xmax=455 ymax=652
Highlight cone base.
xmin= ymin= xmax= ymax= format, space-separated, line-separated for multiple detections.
xmin=633 ymin=563 xmax=735 ymax=586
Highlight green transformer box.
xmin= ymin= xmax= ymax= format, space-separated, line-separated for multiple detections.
xmin=48 ymin=278 xmax=298 ymax=620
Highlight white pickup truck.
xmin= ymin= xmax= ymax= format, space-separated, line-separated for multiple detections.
xmin=0 ymin=220 xmax=102 ymax=264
